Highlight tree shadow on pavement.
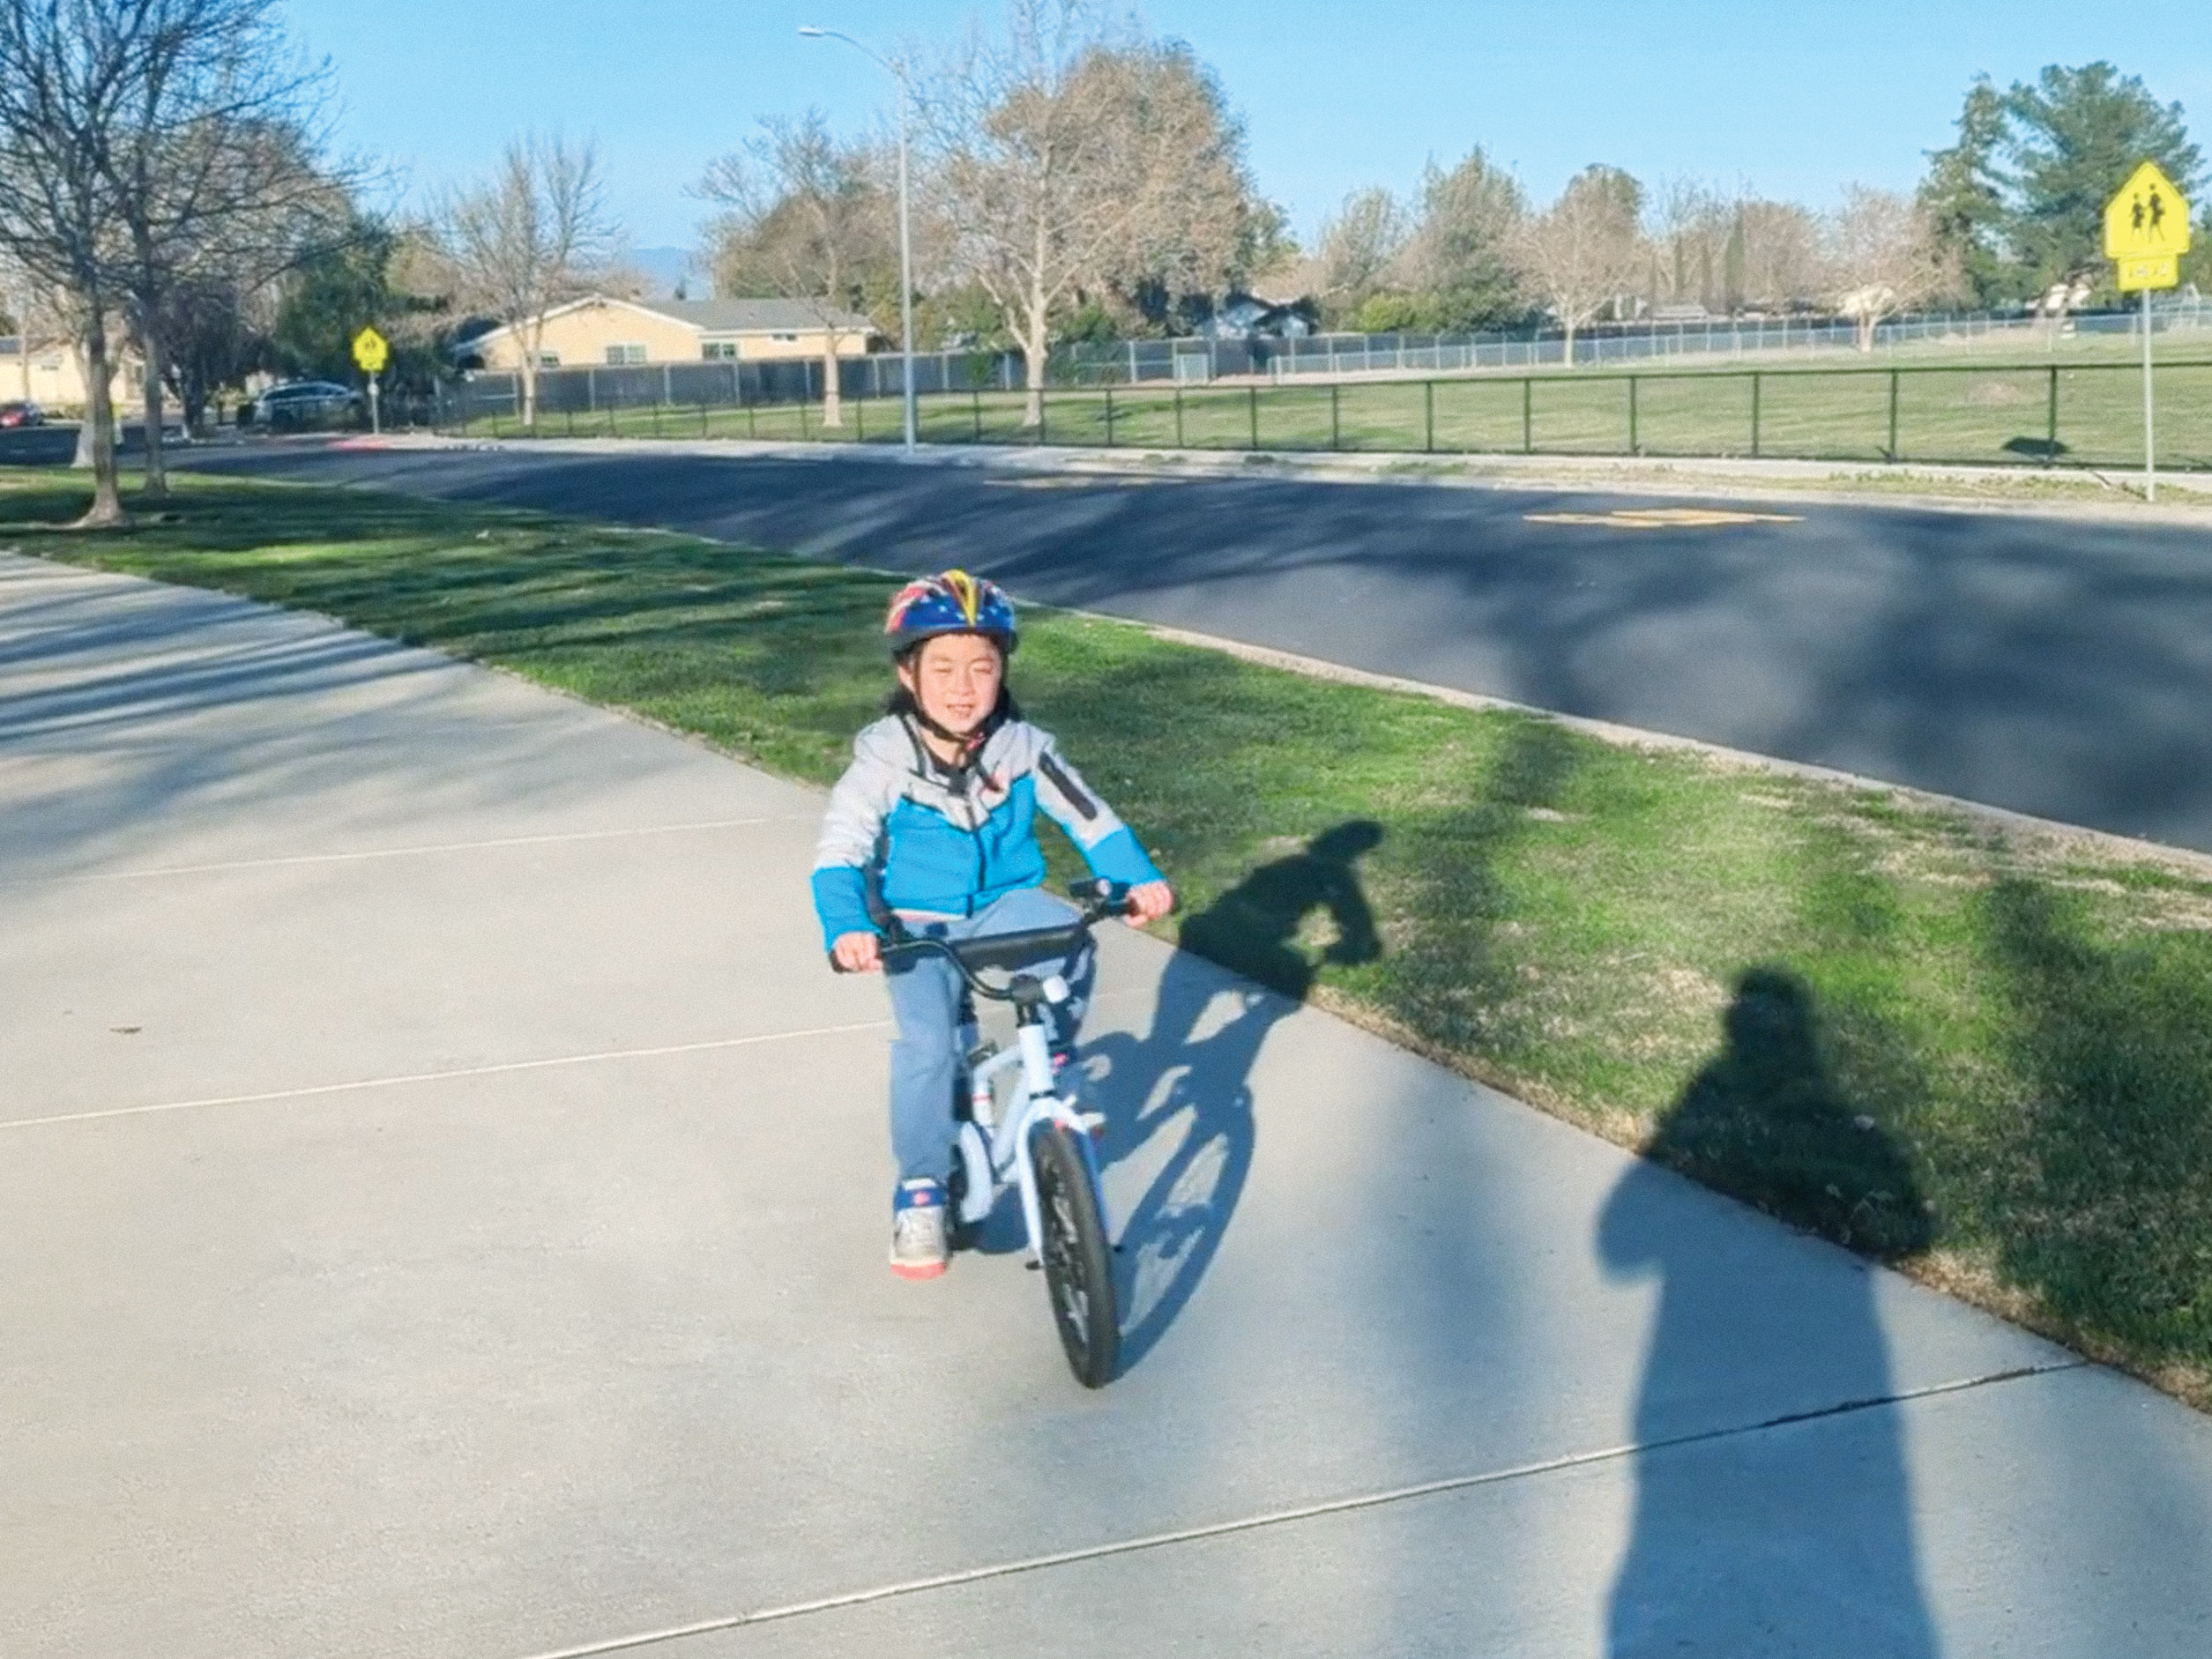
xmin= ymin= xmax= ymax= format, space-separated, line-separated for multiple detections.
xmin=1084 ymin=821 xmax=1384 ymax=1376
xmin=1600 ymin=966 xmax=1937 ymax=1657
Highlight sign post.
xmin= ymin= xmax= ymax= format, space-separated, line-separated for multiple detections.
xmin=351 ymin=326 xmax=390 ymax=435
xmin=2104 ymin=162 xmax=2192 ymax=502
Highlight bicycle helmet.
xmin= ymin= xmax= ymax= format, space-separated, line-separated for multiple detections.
xmin=884 ymin=569 xmax=1017 ymax=659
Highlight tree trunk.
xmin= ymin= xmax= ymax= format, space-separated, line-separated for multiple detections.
xmin=1020 ymin=289 xmax=1048 ymax=428
xmin=520 ymin=319 xmax=540 ymax=429
xmin=820 ymin=340 xmax=842 ymax=428
xmin=69 ymin=338 xmax=94 ymax=468
xmin=1561 ymin=318 xmax=1577 ymax=368
xmin=76 ymin=313 xmax=127 ymax=527
xmin=1856 ymin=314 xmax=1876 ymax=353
xmin=139 ymin=324 xmax=168 ymax=496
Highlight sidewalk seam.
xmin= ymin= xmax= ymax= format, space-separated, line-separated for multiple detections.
xmin=511 ymin=1358 xmax=2087 ymax=1659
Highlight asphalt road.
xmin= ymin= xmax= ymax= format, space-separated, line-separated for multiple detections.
xmin=181 ymin=438 xmax=2212 ymax=852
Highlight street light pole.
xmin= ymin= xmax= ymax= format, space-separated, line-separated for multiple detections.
xmin=800 ymin=26 xmax=917 ymax=454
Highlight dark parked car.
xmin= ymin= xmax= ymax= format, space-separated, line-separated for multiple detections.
xmin=0 ymin=399 xmax=44 ymax=428
xmin=242 ymin=380 xmax=363 ymax=432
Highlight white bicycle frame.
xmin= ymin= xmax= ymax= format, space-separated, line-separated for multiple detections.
xmin=952 ymin=971 xmax=1111 ymax=1263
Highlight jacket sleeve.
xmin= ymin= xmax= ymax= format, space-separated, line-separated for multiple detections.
xmin=810 ymin=748 xmax=898 ymax=949
xmin=1030 ymin=736 xmax=1165 ymax=888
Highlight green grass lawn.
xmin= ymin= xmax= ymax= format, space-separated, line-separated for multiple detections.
xmin=456 ymin=353 xmax=2212 ymax=473
xmin=11 ymin=469 xmax=2209 ymax=1409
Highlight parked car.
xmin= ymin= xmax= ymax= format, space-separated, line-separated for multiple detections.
xmin=241 ymin=380 xmax=363 ymax=432
xmin=0 ymin=399 xmax=44 ymax=428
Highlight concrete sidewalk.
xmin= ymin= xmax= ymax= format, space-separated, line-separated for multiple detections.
xmin=3 ymin=552 xmax=2208 ymax=1658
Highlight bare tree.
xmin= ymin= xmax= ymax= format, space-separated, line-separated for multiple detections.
xmin=923 ymin=0 xmax=1257 ymax=426
xmin=1511 ymin=166 xmax=1646 ymax=365
xmin=1735 ymin=197 xmax=1826 ymax=310
xmin=1306 ymin=186 xmax=1408 ymax=319
xmin=699 ymin=111 xmax=890 ymax=429
xmin=0 ymin=0 xmax=144 ymax=524
xmin=438 ymin=135 xmax=609 ymax=429
xmin=1825 ymin=184 xmax=1954 ymax=351
xmin=103 ymin=0 xmax=353 ymax=493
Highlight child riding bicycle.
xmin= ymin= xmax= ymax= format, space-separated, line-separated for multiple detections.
xmin=812 ymin=571 xmax=1174 ymax=1279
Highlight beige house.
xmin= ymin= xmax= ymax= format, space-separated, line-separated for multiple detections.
xmin=0 ymin=334 xmax=139 ymax=411
xmin=461 ymin=294 xmax=878 ymax=371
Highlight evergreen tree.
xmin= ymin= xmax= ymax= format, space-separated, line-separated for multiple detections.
xmin=1919 ymin=77 xmax=2013 ymax=306
xmin=2002 ymin=63 xmax=2202 ymax=294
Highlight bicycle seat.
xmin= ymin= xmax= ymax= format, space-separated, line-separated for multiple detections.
xmin=920 ymin=921 xmax=1090 ymax=974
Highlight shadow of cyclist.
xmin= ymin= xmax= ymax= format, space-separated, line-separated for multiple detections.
xmin=1600 ymin=966 xmax=1937 ymax=1656
xmin=1083 ymin=821 xmax=1384 ymax=1375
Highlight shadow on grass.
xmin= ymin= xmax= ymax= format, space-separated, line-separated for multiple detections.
xmin=1088 ymin=820 xmax=1383 ymax=1375
xmin=1978 ymin=877 xmax=2212 ymax=1379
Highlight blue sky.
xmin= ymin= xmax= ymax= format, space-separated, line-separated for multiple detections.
xmin=279 ymin=0 xmax=2212 ymax=255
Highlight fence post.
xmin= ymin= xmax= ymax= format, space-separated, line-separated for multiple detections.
xmin=1751 ymin=372 xmax=1761 ymax=458
xmin=1424 ymin=380 xmax=1434 ymax=452
xmin=662 ymin=364 xmax=672 ymax=407
xmin=2045 ymin=363 xmax=2059 ymax=466
xmin=1330 ymin=383 xmax=1340 ymax=450
xmin=1174 ymin=383 xmax=1184 ymax=448
xmin=1105 ymin=385 xmax=1114 ymax=448
xmin=972 ymin=387 xmax=982 ymax=443
xmin=1628 ymin=376 xmax=1639 ymax=454
xmin=1522 ymin=376 xmax=1533 ymax=453
xmin=799 ymin=393 xmax=809 ymax=440
xmin=1248 ymin=383 xmax=1258 ymax=449
xmin=1886 ymin=368 xmax=1900 ymax=461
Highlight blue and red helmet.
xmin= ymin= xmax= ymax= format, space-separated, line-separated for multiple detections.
xmin=883 ymin=569 xmax=1017 ymax=658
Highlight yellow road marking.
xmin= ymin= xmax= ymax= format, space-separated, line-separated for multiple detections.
xmin=1523 ymin=507 xmax=1803 ymax=529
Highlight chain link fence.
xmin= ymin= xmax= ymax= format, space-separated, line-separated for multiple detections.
xmin=439 ymin=294 xmax=2212 ymax=428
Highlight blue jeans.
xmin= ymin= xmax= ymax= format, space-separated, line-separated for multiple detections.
xmin=883 ymin=888 xmax=1094 ymax=1186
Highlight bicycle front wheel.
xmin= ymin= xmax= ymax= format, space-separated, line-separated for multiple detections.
xmin=1032 ymin=1125 xmax=1120 ymax=1387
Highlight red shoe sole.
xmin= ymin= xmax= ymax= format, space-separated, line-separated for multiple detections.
xmin=890 ymin=1259 xmax=947 ymax=1280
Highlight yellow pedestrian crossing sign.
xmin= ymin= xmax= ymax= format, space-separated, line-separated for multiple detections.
xmin=351 ymin=325 xmax=390 ymax=374
xmin=2104 ymin=163 xmax=2190 ymax=289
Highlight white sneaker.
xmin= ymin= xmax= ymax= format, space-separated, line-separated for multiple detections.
xmin=890 ymin=1180 xmax=948 ymax=1280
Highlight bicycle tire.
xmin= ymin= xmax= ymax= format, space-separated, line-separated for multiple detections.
xmin=1032 ymin=1124 xmax=1120 ymax=1387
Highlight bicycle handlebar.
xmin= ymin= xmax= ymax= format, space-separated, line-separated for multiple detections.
xmin=828 ymin=880 xmax=1138 ymax=994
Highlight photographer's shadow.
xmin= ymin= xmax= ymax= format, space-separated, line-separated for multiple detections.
xmin=1084 ymin=822 xmax=1383 ymax=1375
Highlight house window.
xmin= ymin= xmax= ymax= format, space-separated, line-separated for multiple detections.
xmin=535 ymin=352 xmax=561 ymax=368
xmin=770 ymin=331 xmax=799 ymax=342
xmin=605 ymin=343 xmax=647 ymax=366
xmin=702 ymin=340 xmax=739 ymax=361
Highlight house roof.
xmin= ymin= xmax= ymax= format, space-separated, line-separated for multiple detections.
xmin=635 ymin=297 xmax=877 ymax=335
xmin=470 ymin=293 xmax=879 ymax=346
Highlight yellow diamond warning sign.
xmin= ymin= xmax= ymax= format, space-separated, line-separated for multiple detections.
xmin=2104 ymin=162 xmax=2191 ymax=264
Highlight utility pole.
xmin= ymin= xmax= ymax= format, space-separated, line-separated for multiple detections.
xmin=800 ymin=25 xmax=917 ymax=453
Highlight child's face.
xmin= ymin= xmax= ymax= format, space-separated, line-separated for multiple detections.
xmin=899 ymin=632 xmax=1004 ymax=737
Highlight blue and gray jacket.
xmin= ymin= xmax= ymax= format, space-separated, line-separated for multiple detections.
xmin=811 ymin=711 xmax=1163 ymax=949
